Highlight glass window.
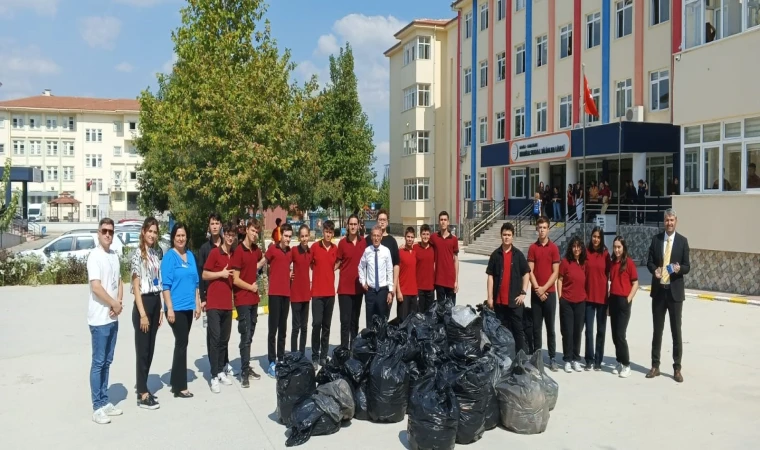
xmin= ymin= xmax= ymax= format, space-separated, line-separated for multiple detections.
xmin=510 ymin=168 xmax=526 ymax=198
xmin=464 ymin=121 xmax=472 ymax=146
xmin=588 ymin=88 xmax=601 ymax=124
xmin=745 ymin=117 xmax=760 ymax=138
xmin=480 ymin=3 xmax=489 ymax=31
xmin=417 ymin=36 xmax=431 ymax=60
xmin=559 ymin=95 xmax=572 ymax=129
xmin=684 ymin=147 xmax=700 ymax=192
xmin=497 ymin=0 xmax=506 ymax=21
xmin=536 ymin=35 xmax=548 ymax=67
xmin=515 ymin=44 xmax=526 ymax=74
xmin=496 ymin=112 xmax=506 ymax=140
xmin=464 ymin=174 xmax=472 ymax=200
xmin=536 ymin=102 xmax=547 ymax=133
xmin=478 ymin=173 xmax=488 ymax=199
xmin=529 ymin=167 xmax=539 ymax=196
xmin=616 ymin=0 xmax=633 ymax=38
xmin=76 ymin=237 xmax=96 ymax=250
xmin=684 ymin=126 xmax=701 ymax=144
xmin=702 ymin=123 xmax=721 ymax=142
xmin=650 ymin=70 xmax=669 ymax=111
xmin=480 ymin=61 xmax=488 ymax=88
xmin=684 ymin=0 xmax=704 ymax=49
xmin=51 ymin=237 xmax=73 ymax=253
xmin=749 ymin=1 xmax=760 ymax=30
xmin=723 ymin=0 xmax=743 ymax=38
xmin=703 ymin=146 xmax=721 ymax=190
xmin=724 ymin=122 xmax=741 ymax=139
xmin=514 ymin=107 xmax=525 ymax=138
xmin=651 ymin=0 xmax=671 ymax=25
xmin=587 ymin=12 xmax=601 ymax=49
xmin=464 ymin=67 xmax=472 ymax=95
xmin=721 ymin=143 xmax=742 ymax=191
xmin=747 ymin=143 xmax=760 ymax=189
xmin=516 ymin=0 xmax=525 ymax=11
xmin=465 ymin=12 xmax=473 ymax=39
xmin=560 ymin=24 xmax=573 ymax=59
xmin=417 ymin=84 xmax=430 ymax=107
xmin=496 ymin=52 xmax=506 ymax=82
xmin=615 ymin=79 xmax=633 ymax=118
xmin=479 ymin=117 xmax=488 ymax=144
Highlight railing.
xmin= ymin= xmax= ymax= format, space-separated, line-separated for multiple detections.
xmin=464 ymin=200 xmax=507 ymax=221
xmin=465 ymin=201 xmax=506 ymax=245
xmin=511 ymin=203 xmax=534 ymax=238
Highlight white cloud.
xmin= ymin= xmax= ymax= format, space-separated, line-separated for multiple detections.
xmin=79 ymin=16 xmax=122 ymax=50
xmin=0 ymin=40 xmax=60 ymax=99
xmin=160 ymin=53 xmax=177 ymax=74
xmin=314 ymin=34 xmax=339 ymax=57
xmin=0 ymin=0 xmax=59 ymax=17
xmin=373 ymin=141 xmax=390 ymax=178
xmin=115 ymin=62 xmax=134 ymax=72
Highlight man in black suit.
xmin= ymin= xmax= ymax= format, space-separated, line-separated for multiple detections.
xmin=646 ymin=208 xmax=690 ymax=382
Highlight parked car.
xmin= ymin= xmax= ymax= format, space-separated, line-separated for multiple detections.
xmin=19 ymin=232 xmax=124 ymax=264
xmin=115 ymin=230 xmax=167 ymax=260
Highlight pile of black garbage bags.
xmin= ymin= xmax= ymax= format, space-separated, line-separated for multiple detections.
xmin=275 ymin=299 xmax=560 ymax=447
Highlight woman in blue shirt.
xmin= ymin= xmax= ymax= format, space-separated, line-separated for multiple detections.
xmin=161 ymin=223 xmax=201 ymax=398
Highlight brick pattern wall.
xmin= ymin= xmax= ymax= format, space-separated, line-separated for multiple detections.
xmin=686 ymin=249 xmax=760 ymax=296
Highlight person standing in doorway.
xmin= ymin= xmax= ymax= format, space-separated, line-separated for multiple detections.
xmin=538 ymin=181 xmax=545 ymax=216
xmin=532 ymin=192 xmax=542 ymax=225
xmin=636 ymin=180 xmax=648 ymax=225
xmin=552 ymin=187 xmax=562 ymax=223
xmin=414 ymin=224 xmax=436 ymax=313
xmin=584 ymin=227 xmax=610 ymax=371
xmin=646 ymin=209 xmax=690 ymax=383
xmin=130 ymin=217 xmax=162 ymax=410
xmin=600 ymin=181 xmax=611 ymax=215
xmin=311 ymin=220 xmax=338 ymax=369
xmin=397 ymin=227 xmax=418 ymax=322
xmin=566 ymin=184 xmax=576 ymax=220
xmin=557 ymin=236 xmax=587 ymax=373
xmin=290 ymin=224 xmax=312 ymax=354
xmin=609 ymin=236 xmax=639 ymax=379
xmin=359 ymin=225 xmax=394 ymax=327
xmin=264 ymin=223 xmax=293 ymax=378
xmin=337 ymin=215 xmax=367 ymax=349
xmin=528 ymin=216 xmax=561 ymax=372
xmin=366 ymin=209 xmax=400 ymax=306
xmin=88 ymin=218 xmax=124 ymax=424
xmin=430 ymin=211 xmax=459 ymax=304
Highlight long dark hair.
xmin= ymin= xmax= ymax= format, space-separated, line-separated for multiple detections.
xmin=564 ymin=236 xmax=587 ymax=265
xmin=170 ymin=222 xmax=188 ymax=248
xmin=139 ymin=217 xmax=159 ymax=262
xmin=612 ymin=236 xmax=629 ymax=274
xmin=587 ymin=226 xmax=607 ymax=254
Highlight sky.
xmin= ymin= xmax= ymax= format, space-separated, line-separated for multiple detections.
xmin=0 ymin=0 xmax=454 ymax=179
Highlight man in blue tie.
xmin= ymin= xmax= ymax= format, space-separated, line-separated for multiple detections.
xmin=359 ymin=225 xmax=394 ymax=327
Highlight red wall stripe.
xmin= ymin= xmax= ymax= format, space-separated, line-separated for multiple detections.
xmin=456 ymin=11 xmax=462 ymax=223
xmin=671 ymin=0 xmax=682 ymax=124
xmin=572 ymin=0 xmax=582 ymax=125
xmin=548 ymin=0 xmax=556 ymax=131
xmin=504 ymin=0 xmax=513 ymax=207
xmin=487 ymin=0 xmax=495 ymax=200
xmin=634 ymin=0 xmax=645 ymax=107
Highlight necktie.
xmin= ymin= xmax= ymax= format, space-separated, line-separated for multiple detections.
xmin=661 ymin=236 xmax=672 ymax=284
xmin=374 ymin=247 xmax=380 ymax=291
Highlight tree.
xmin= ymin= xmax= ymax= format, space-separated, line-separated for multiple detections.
xmin=377 ymin=173 xmax=390 ymax=214
xmin=0 ymin=158 xmax=21 ymax=237
xmin=136 ymin=0 xmax=318 ymax=245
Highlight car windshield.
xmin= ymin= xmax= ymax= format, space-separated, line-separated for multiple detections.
xmin=28 ymin=208 xmax=40 ymax=215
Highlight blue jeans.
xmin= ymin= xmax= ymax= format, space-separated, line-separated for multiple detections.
xmin=553 ymin=202 xmax=561 ymax=221
xmin=584 ymin=303 xmax=607 ymax=366
xmin=90 ymin=321 xmax=119 ymax=411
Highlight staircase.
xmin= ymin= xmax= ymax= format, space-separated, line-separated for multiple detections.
xmin=465 ymin=216 xmax=582 ymax=257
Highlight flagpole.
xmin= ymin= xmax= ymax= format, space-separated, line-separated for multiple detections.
xmin=617 ymin=117 xmax=622 ymax=227
xmin=582 ymin=64 xmax=587 ymax=243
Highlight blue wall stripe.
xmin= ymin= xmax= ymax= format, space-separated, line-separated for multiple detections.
xmin=525 ymin=0 xmax=533 ymax=138
xmin=601 ymin=0 xmax=611 ymax=124
xmin=471 ymin=0 xmax=478 ymax=201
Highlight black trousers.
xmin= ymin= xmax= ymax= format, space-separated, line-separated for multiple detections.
xmin=418 ymin=289 xmax=435 ymax=313
xmin=435 ymin=285 xmax=456 ymax=305
xmin=338 ymin=294 xmax=363 ymax=349
xmin=365 ymin=287 xmax=390 ymax=328
xmin=268 ymin=296 xmax=290 ymax=363
xmin=237 ymin=305 xmax=258 ymax=371
xmin=311 ymin=296 xmax=335 ymax=362
xmin=206 ymin=309 xmax=232 ymax=377
xmin=584 ymin=302 xmax=608 ymax=366
xmin=397 ymin=295 xmax=418 ymax=322
xmin=205 ymin=314 xmax=229 ymax=368
xmin=169 ymin=310 xmax=193 ymax=392
xmin=609 ymin=295 xmax=633 ymax=366
xmin=531 ymin=292 xmax=557 ymax=359
xmin=559 ymin=299 xmax=586 ymax=363
xmin=651 ymin=288 xmax=683 ymax=370
xmin=132 ymin=292 xmax=161 ymax=394
xmin=494 ymin=303 xmax=527 ymax=354
xmin=291 ymin=302 xmax=309 ymax=354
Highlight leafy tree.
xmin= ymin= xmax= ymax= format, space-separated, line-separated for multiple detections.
xmin=377 ymin=173 xmax=390 ymax=214
xmin=0 ymin=158 xmax=21 ymax=236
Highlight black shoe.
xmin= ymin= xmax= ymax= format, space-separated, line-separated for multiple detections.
xmin=319 ymin=359 xmax=327 ymax=368
xmin=313 ymin=361 xmax=320 ymax=371
xmin=173 ymin=391 xmax=194 ymax=398
xmin=549 ymin=360 xmax=559 ymax=372
xmin=593 ymin=364 xmax=602 ymax=371
xmin=241 ymin=375 xmax=250 ymax=388
xmin=584 ymin=361 xmax=592 ymax=371
xmin=137 ymin=394 xmax=160 ymax=410
xmin=248 ymin=367 xmax=261 ymax=380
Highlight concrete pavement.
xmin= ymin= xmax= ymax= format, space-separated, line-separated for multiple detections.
xmin=1 ymin=252 xmax=759 ymax=449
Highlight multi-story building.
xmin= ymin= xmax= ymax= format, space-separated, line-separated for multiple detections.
xmin=0 ymin=91 xmax=142 ymax=222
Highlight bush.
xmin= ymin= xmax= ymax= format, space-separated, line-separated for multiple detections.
xmin=0 ymin=249 xmax=133 ymax=287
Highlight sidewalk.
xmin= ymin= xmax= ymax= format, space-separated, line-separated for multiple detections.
xmin=639 ymin=285 xmax=760 ymax=306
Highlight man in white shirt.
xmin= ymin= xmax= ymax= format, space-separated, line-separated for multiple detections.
xmin=87 ymin=218 xmax=124 ymax=424
xmin=359 ymin=225 xmax=394 ymax=327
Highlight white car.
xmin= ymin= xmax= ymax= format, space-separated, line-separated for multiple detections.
xmin=19 ymin=232 xmax=124 ymax=264
xmin=115 ymin=231 xmax=168 ymax=259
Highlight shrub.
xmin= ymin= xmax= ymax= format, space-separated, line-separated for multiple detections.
xmin=0 ymin=250 xmax=128 ymax=287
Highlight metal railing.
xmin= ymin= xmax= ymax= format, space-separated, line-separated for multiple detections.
xmin=465 ymin=201 xmax=506 ymax=245
xmin=511 ymin=203 xmax=534 ymax=238
xmin=464 ymin=200 xmax=507 ymax=221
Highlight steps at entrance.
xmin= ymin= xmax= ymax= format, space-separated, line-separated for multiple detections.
xmin=465 ymin=219 xmax=572 ymax=257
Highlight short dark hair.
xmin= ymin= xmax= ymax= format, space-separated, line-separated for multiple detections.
xmin=298 ymin=224 xmax=310 ymax=235
xmin=420 ymin=224 xmax=431 ymax=233
xmin=377 ymin=209 xmax=389 ymax=220
xmin=275 ymin=218 xmax=282 ymax=226
xmin=280 ymin=223 xmax=293 ymax=234
xmin=98 ymin=217 xmax=114 ymax=228
xmin=246 ymin=218 xmax=261 ymax=230
xmin=208 ymin=212 xmax=222 ymax=223
xmin=500 ymin=222 xmax=515 ymax=235
xmin=170 ymin=222 xmax=188 ymax=248
xmin=564 ymin=236 xmax=587 ymax=265
xmin=405 ymin=226 xmax=416 ymax=236
xmin=224 ymin=221 xmax=237 ymax=234
xmin=323 ymin=220 xmax=335 ymax=231
xmin=536 ymin=216 xmax=550 ymax=227
xmin=438 ymin=211 xmax=449 ymax=220
xmin=750 ymin=162 xmax=757 ymax=169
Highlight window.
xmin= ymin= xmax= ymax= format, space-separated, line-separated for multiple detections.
xmin=51 ymin=237 xmax=73 ymax=252
xmin=479 ymin=117 xmax=488 ymax=144
xmin=703 ymin=146 xmax=720 ymax=190
xmin=725 ymin=122 xmax=741 ymax=139
xmin=497 ymin=0 xmax=506 ymax=21
xmin=536 ymin=35 xmax=548 ymax=67
xmin=113 ymin=121 xmax=123 ymax=132
xmin=464 ymin=121 xmax=472 ymax=146
xmin=403 ymin=86 xmax=415 ymax=110
xmin=114 ymin=146 xmax=122 ymax=156
xmin=496 ymin=112 xmax=506 ymax=140
xmin=45 ymin=141 xmax=58 ymax=156
xmin=465 ymin=12 xmax=473 ymax=39
xmin=650 ymin=69 xmax=670 ymax=111
xmin=417 ymin=36 xmax=431 ymax=60
xmin=647 ymin=155 xmax=674 ymax=196
xmin=514 ymin=107 xmax=525 ymax=138
xmin=496 ymin=52 xmax=506 ymax=82
xmin=46 ymin=166 xmax=59 ymax=181
xmin=63 ymin=166 xmax=74 ymax=182
xmin=480 ymin=3 xmax=489 ymax=31
xmin=464 ymin=174 xmax=472 ymax=200
xmin=536 ymin=102 xmax=547 ymax=133
xmin=559 ymin=95 xmax=573 ymax=129
xmin=651 ymin=0 xmax=670 ymax=25
xmin=515 ymin=44 xmax=526 ymax=74
xmin=86 ymin=178 xmax=104 ymax=192
xmin=0 ymin=144 xmax=4 ymax=155
xmin=29 ymin=116 xmax=40 ymax=130
xmin=63 ymin=141 xmax=75 ymax=157
xmin=63 ymin=116 xmax=75 ymax=131
xmin=683 ymin=148 xmax=700 ymax=192
xmin=403 ymin=131 xmax=431 ymax=156
xmin=46 ymin=117 xmax=57 ymax=130
xmin=464 ymin=67 xmax=472 ymax=94
xmin=616 ymin=0 xmax=633 ymax=38
xmin=416 ymin=131 xmax=431 ymax=154
xmin=129 ymin=122 xmax=137 ymax=131
xmin=85 ymin=128 xmax=103 ymax=142
xmin=529 ymin=167 xmax=540 ymax=196
xmin=417 ymin=84 xmax=431 ymax=106
xmin=478 ymin=173 xmax=487 ymax=199
xmin=516 ymin=0 xmax=525 ymax=11
xmin=560 ymin=24 xmax=573 ymax=59
xmin=615 ymin=78 xmax=633 ymax=118
xmin=130 ymin=171 xmax=138 ymax=181
xmin=403 ymin=40 xmax=415 ymax=65
xmin=403 ymin=178 xmax=430 ymax=201
xmin=510 ymin=168 xmax=526 ymax=198
xmin=86 ymin=154 xmax=103 ymax=168
xmin=587 ymin=12 xmax=601 ymax=48
xmin=750 ymin=1 xmax=760 ymax=30
xmin=747 ymin=143 xmax=760 ymax=189
xmin=12 ymin=116 xmax=24 ymax=129
xmin=721 ymin=143 xmax=742 ymax=191
xmin=0 ymin=115 xmax=4 ymax=128
xmin=479 ymin=61 xmax=488 ymax=88
xmin=13 ymin=140 xmax=25 ymax=155
xmin=587 ymin=88 xmax=601 ymax=123
xmin=76 ymin=237 xmax=96 ymax=251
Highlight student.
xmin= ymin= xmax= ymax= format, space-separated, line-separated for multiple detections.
xmin=272 ymin=217 xmax=283 ymax=244
xmin=366 ymin=209 xmax=400 ymax=306
xmin=88 ymin=218 xmax=124 ymax=425
xmin=290 ymin=224 xmax=312 ymax=354
xmin=528 ymin=216 xmax=561 ymax=372
xmin=230 ymin=219 xmax=266 ymax=388
xmin=337 ymin=215 xmax=367 ymax=349
xmin=609 ymin=236 xmax=639 ymax=379
xmin=566 ymin=183 xmax=576 ymax=220
xmin=584 ymin=227 xmax=610 ymax=371
xmin=359 ymin=225 xmax=394 ymax=327
xmin=532 ymin=192 xmax=541 ymax=225
xmin=161 ymin=223 xmax=201 ymax=398
xmin=557 ymin=236 xmax=587 ymax=373
xmin=202 ymin=223 xmax=237 ymax=393
xmin=197 ymin=213 xmax=232 ymax=377
xmin=397 ymin=227 xmax=418 ymax=322
xmin=485 ymin=222 xmax=530 ymax=353
xmin=130 ymin=217 xmax=162 ymax=410
xmin=311 ymin=220 xmax=338 ymax=368
xmin=552 ymin=187 xmax=561 ymax=223
xmin=264 ymin=223 xmax=293 ymax=378
xmin=414 ymin=224 xmax=436 ymax=313
xmin=430 ymin=211 xmax=459 ymax=304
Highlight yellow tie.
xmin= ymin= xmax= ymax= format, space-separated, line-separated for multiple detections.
xmin=661 ymin=237 xmax=672 ymax=284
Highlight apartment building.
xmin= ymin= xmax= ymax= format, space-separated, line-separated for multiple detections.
xmin=0 ymin=91 xmax=142 ymax=222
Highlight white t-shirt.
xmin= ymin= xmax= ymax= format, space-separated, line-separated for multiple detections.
xmin=87 ymin=246 xmax=121 ymax=326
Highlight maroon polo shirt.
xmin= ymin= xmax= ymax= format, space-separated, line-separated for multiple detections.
xmin=559 ymin=258 xmax=587 ymax=303
xmin=337 ymin=235 xmax=367 ymax=295
xmin=203 ymin=246 xmax=234 ymax=311
xmin=527 ymin=240 xmax=560 ymax=293
xmin=609 ymin=259 xmax=638 ymax=297
xmin=430 ymin=231 xmax=459 ymax=288
xmin=311 ymin=240 xmax=338 ymax=298
xmin=290 ymin=245 xmax=312 ymax=303
xmin=398 ymin=246 xmax=418 ymax=296
xmin=265 ymin=244 xmax=291 ymax=297
xmin=413 ymin=243 xmax=435 ymax=291
xmin=585 ymin=250 xmax=611 ymax=304
xmin=230 ymin=242 xmax=262 ymax=306
xmin=496 ymin=249 xmax=513 ymax=306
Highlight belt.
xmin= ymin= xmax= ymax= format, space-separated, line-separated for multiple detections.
xmin=371 ymin=286 xmax=388 ymax=293
xmin=140 ymin=291 xmax=161 ymax=296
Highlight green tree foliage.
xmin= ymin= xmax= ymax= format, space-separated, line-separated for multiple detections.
xmin=377 ymin=173 xmax=390 ymax=214
xmin=0 ymin=158 xmax=21 ymax=234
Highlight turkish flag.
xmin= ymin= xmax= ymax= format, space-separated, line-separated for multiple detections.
xmin=584 ymin=75 xmax=599 ymax=117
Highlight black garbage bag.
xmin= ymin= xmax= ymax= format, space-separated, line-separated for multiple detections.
xmin=523 ymin=307 xmax=535 ymax=354
xmin=407 ymin=372 xmax=459 ymax=450
xmin=426 ymin=297 xmax=454 ymax=324
xmin=449 ymin=339 xmax=484 ymax=364
xmin=316 ymin=346 xmax=352 ymax=385
xmin=368 ymin=341 xmax=410 ymax=423
xmin=276 ymin=352 xmax=317 ymax=427
xmin=444 ymin=305 xmax=482 ymax=356
xmin=483 ymin=383 xmax=500 ymax=431
xmin=353 ymin=380 xmax=370 ymax=420
xmin=352 ymin=328 xmax=377 ymax=367
xmin=480 ymin=307 xmax=517 ymax=370
xmin=453 ymin=356 xmax=497 ymax=444
xmin=343 ymin=358 xmax=365 ymax=385
xmin=315 ymin=379 xmax=355 ymax=421
xmin=529 ymin=350 xmax=559 ymax=411
xmin=496 ymin=351 xmax=550 ymax=435
xmin=285 ymin=379 xmax=356 ymax=447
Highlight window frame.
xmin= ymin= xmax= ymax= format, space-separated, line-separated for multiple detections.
xmin=515 ymin=43 xmax=526 ymax=75
xmin=464 ymin=67 xmax=473 ymax=94
xmin=559 ymin=24 xmax=573 ymax=59
xmin=479 ymin=116 xmax=488 ymax=144
xmin=559 ymin=95 xmax=573 ymax=129
xmin=616 ymin=0 xmax=634 ymax=39
xmin=496 ymin=52 xmax=506 ymax=82
xmin=536 ymin=35 xmax=548 ymax=67
xmin=586 ymin=11 xmax=602 ymax=49
xmin=497 ymin=0 xmax=506 ymax=21
xmin=651 ymin=0 xmax=671 ymax=26
xmin=615 ymin=78 xmax=633 ymax=118
xmin=465 ymin=12 xmax=473 ymax=39
xmin=510 ymin=168 xmax=527 ymax=199
xmin=479 ymin=60 xmax=488 ymax=88
xmin=464 ymin=174 xmax=472 ymax=200
xmin=536 ymin=101 xmax=548 ymax=133
xmin=480 ymin=3 xmax=489 ymax=31
xmin=478 ymin=172 xmax=488 ymax=200
xmin=650 ymin=69 xmax=670 ymax=111
xmin=516 ymin=0 xmax=526 ymax=12
xmin=514 ymin=106 xmax=525 ymax=138
xmin=496 ymin=112 xmax=506 ymax=141
xmin=464 ymin=121 xmax=473 ymax=147
xmin=417 ymin=83 xmax=431 ymax=107
xmin=587 ymin=87 xmax=601 ymax=123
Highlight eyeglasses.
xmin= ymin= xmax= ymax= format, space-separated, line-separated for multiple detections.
xmin=100 ymin=229 xmax=114 ymax=236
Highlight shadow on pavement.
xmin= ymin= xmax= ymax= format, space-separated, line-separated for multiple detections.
xmin=397 ymin=430 xmax=410 ymax=450
xmin=193 ymin=356 xmax=211 ymax=381
xmin=160 ymin=369 xmax=198 ymax=389
xmin=147 ymin=373 xmax=166 ymax=395
xmin=108 ymin=383 xmax=128 ymax=406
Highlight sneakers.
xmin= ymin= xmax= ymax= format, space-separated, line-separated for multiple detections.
xmin=241 ymin=373 xmax=250 ymax=389
xmin=548 ymin=360 xmax=559 ymax=372
xmin=267 ymin=362 xmax=276 ymax=379
xmin=619 ymin=365 xmax=632 ymax=378
xmin=218 ymin=372 xmax=233 ymax=386
xmin=593 ymin=363 xmax=602 ymax=371
xmin=572 ymin=361 xmax=583 ymax=372
xmin=225 ymin=363 xmax=235 ymax=377
xmin=102 ymin=403 xmax=123 ymax=416
xmin=249 ymin=367 xmax=261 ymax=380
xmin=137 ymin=394 xmax=160 ymax=410
xmin=210 ymin=377 xmax=221 ymax=393
xmin=584 ymin=361 xmax=592 ymax=371
xmin=313 ymin=361 xmax=320 ymax=371
xmin=612 ymin=363 xmax=622 ymax=375
xmin=564 ymin=362 xmax=572 ymax=373
xmin=92 ymin=408 xmax=111 ymax=424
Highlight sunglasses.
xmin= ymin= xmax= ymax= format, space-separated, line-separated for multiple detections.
xmin=100 ymin=229 xmax=114 ymax=236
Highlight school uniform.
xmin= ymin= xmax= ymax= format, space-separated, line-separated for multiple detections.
xmin=528 ymin=240 xmax=561 ymax=363
xmin=310 ymin=240 xmax=338 ymax=364
xmin=265 ymin=244 xmax=291 ymax=364
xmin=485 ymin=245 xmax=530 ymax=353
xmin=203 ymin=246 xmax=235 ymax=378
xmin=230 ymin=242 xmax=263 ymax=375
xmin=430 ymin=230 xmax=459 ymax=304
xmin=609 ymin=259 xmax=638 ymax=367
xmin=290 ymin=244 xmax=312 ymax=354
xmin=397 ymin=245 xmax=418 ymax=321
xmin=585 ymin=249 xmax=610 ymax=367
xmin=413 ymin=242 xmax=435 ymax=312
xmin=337 ymin=236 xmax=367 ymax=348
xmin=558 ymin=258 xmax=587 ymax=364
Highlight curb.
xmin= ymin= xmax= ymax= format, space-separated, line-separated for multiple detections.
xmin=639 ymin=286 xmax=760 ymax=307
xmin=258 ymin=305 xmax=268 ymax=315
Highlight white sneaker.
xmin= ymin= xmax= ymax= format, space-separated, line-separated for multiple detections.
xmin=102 ymin=403 xmax=123 ymax=416
xmin=564 ymin=362 xmax=572 ymax=373
xmin=218 ymin=372 xmax=233 ymax=386
xmin=210 ymin=377 xmax=221 ymax=393
xmin=225 ymin=364 xmax=235 ymax=376
xmin=619 ymin=365 xmax=632 ymax=378
xmin=572 ymin=361 xmax=583 ymax=372
xmin=92 ymin=408 xmax=111 ymax=424
xmin=612 ymin=363 xmax=622 ymax=375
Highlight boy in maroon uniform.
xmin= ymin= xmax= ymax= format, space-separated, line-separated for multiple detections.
xmin=264 ymin=223 xmax=293 ymax=378
xmin=337 ymin=214 xmax=367 ymax=348
xmin=414 ymin=224 xmax=435 ymax=312
xmin=430 ymin=211 xmax=459 ymax=303
xmin=396 ymin=227 xmax=418 ymax=321
xmin=528 ymin=216 xmax=561 ymax=372
xmin=290 ymin=224 xmax=312 ymax=355
xmin=310 ymin=220 xmax=338 ymax=368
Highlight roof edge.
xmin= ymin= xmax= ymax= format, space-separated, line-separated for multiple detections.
xmin=384 ymin=17 xmax=456 ymax=57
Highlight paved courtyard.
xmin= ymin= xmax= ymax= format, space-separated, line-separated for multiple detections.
xmin=1 ymin=252 xmax=759 ymax=449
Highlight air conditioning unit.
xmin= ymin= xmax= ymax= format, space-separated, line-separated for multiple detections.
xmin=114 ymin=179 xmax=121 ymax=186
xmin=459 ymin=146 xmax=469 ymax=162
xmin=625 ymin=106 xmax=644 ymax=122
